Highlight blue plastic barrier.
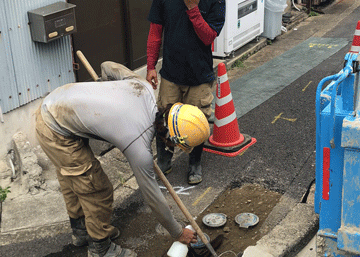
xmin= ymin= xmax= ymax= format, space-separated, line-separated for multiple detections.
xmin=315 ymin=50 xmax=360 ymax=256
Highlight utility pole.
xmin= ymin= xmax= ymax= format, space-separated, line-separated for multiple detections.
xmin=306 ymin=0 xmax=312 ymax=14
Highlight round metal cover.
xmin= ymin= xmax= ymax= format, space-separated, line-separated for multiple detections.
xmin=190 ymin=233 xmax=210 ymax=249
xmin=235 ymin=213 xmax=259 ymax=228
xmin=202 ymin=213 xmax=227 ymax=227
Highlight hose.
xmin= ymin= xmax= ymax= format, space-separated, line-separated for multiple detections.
xmin=218 ymin=250 xmax=238 ymax=256
xmin=292 ymin=0 xmax=301 ymax=11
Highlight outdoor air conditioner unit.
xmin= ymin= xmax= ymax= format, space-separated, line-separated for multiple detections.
xmin=212 ymin=0 xmax=265 ymax=58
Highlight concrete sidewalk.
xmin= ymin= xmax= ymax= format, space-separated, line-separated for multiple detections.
xmin=0 ymin=0 xmax=358 ymax=256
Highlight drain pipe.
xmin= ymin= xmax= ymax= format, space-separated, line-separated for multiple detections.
xmin=7 ymin=150 xmax=17 ymax=180
xmin=292 ymin=0 xmax=301 ymax=12
xmin=0 ymin=105 xmax=4 ymax=123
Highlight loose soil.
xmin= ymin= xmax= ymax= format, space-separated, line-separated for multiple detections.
xmin=116 ymin=183 xmax=282 ymax=257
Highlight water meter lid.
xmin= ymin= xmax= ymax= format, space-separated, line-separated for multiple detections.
xmin=202 ymin=213 xmax=227 ymax=227
xmin=190 ymin=233 xmax=210 ymax=249
xmin=235 ymin=213 xmax=259 ymax=228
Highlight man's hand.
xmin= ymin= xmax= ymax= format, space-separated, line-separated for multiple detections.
xmin=178 ymin=227 xmax=198 ymax=245
xmin=184 ymin=0 xmax=200 ymax=10
xmin=146 ymin=69 xmax=158 ymax=90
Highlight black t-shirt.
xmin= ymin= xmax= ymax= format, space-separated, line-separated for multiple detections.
xmin=148 ymin=0 xmax=225 ymax=86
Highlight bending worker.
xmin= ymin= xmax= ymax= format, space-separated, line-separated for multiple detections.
xmin=35 ymin=61 xmax=210 ymax=257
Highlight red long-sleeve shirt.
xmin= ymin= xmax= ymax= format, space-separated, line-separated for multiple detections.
xmin=147 ymin=6 xmax=217 ymax=70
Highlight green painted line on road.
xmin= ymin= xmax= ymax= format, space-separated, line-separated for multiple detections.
xmin=221 ymin=37 xmax=349 ymax=118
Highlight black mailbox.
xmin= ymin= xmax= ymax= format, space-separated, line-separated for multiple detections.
xmin=28 ymin=2 xmax=76 ymax=43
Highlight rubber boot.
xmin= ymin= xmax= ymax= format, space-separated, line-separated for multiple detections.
xmin=156 ymin=134 xmax=173 ymax=175
xmin=70 ymin=216 xmax=90 ymax=247
xmin=71 ymin=217 xmax=121 ymax=247
xmin=188 ymin=143 xmax=204 ymax=185
xmin=88 ymin=237 xmax=137 ymax=257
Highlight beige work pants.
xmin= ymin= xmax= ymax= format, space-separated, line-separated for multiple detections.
xmin=35 ymin=107 xmax=116 ymax=240
xmin=157 ymin=78 xmax=215 ymax=119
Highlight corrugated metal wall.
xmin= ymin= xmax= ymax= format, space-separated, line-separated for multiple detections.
xmin=0 ymin=0 xmax=75 ymax=114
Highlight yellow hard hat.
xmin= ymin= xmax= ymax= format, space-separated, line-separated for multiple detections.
xmin=168 ymin=103 xmax=210 ymax=153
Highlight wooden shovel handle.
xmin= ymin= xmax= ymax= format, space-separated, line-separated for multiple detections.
xmin=153 ymin=161 xmax=218 ymax=256
xmin=76 ymin=50 xmax=100 ymax=81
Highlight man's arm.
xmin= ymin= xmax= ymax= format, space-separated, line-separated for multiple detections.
xmin=186 ymin=6 xmax=218 ymax=46
xmin=146 ymin=22 xmax=163 ymax=89
xmin=122 ymin=138 xmax=188 ymax=240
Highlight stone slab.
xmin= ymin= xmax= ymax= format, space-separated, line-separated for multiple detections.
xmin=1 ymin=192 xmax=67 ymax=234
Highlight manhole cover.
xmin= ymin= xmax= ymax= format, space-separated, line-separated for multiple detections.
xmin=235 ymin=213 xmax=259 ymax=228
xmin=202 ymin=213 xmax=227 ymax=227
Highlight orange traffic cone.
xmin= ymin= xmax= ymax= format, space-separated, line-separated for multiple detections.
xmin=204 ymin=63 xmax=256 ymax=157
xmin=350 ymin=21 xmax=360 ymax=54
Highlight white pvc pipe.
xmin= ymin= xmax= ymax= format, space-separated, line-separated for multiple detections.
xmin=293 ymin=0 xmax=301 ymax=11
xmin=0 ymin=105 xmax=4 ymax=123
xmin=7 ymin=153 xmax=16 ymax=179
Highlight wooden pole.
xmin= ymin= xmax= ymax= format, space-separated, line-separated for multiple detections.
xmin=153 ymin=161 xmax=218 ymax=257
xmin=76 ymin=50 xmax=100 ymax=81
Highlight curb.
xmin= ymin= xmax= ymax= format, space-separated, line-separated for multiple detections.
xmin=215 ymin=10 xmax=309 ymax=73
xmin=223 ymin=38 xmax=268 ymax=70
xmin=243 ymin=203 xmax=319 ymax=257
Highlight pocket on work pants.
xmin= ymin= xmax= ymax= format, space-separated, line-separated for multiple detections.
xmin=185 ymin=82 xmax=214 ymax=119
xmin=58 ymin=137 xmax=95 ymax=176
xmin=71 ymin=160 xmax=113 ymax=195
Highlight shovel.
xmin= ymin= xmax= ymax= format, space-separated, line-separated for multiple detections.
xmin=153 ymin=161 xmax=219 ymax=257
xmin=76 ymin=50 xmax=101 ymax=81
xmin=76 ymin=51 xmax=219 ymax=257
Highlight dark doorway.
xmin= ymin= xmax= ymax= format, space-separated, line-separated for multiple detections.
xmin=69 ymin=0 xmax=152 ymax=82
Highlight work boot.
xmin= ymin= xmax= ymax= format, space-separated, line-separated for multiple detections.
xmin=156 ymin=134 xmax=173 ymax=175
xmin=188 ymin=143 xmax=204 ymax=185
xmin=71 ymin=217 xmax=121 ymax=247
xmin=70 ymin=216 xmax=89 ymax=247
xmin=88 ymin=237 xmax=137 ymax=257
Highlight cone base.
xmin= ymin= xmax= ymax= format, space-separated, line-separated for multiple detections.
xmin=204 ymin=134 xmax=256 ymax=157
xmin=209 ymin=132 xmax=244 ymax=148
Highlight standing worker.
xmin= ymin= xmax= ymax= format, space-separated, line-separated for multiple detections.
xmin=35 ymin=62 xmax=210 ymax=257
xmin=146 ymin=0 xmax=226 ymax=185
